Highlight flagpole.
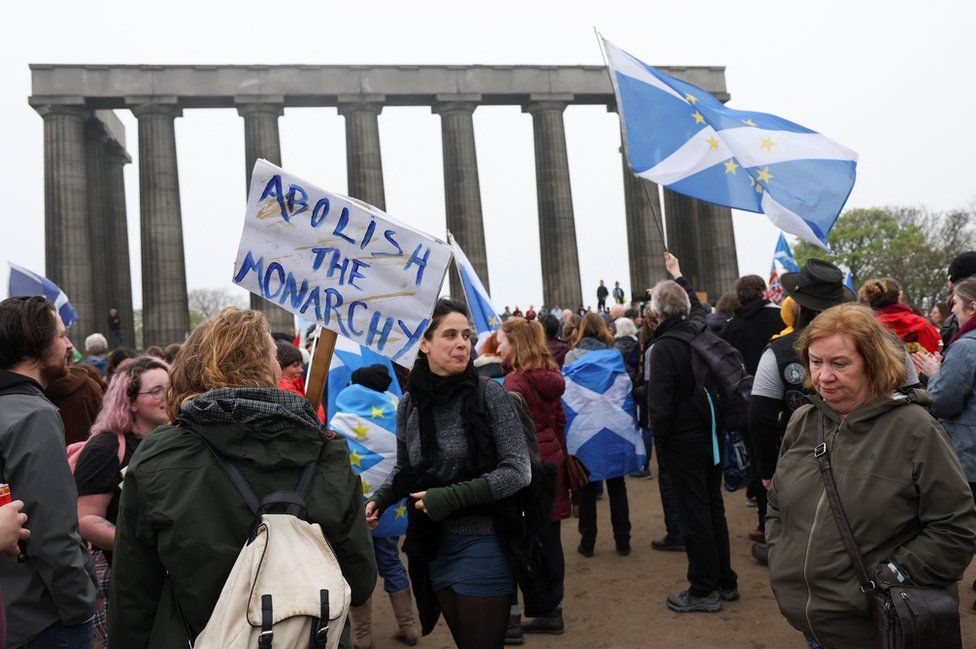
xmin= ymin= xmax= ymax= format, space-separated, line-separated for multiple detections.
xmin=593 ymin=28 xmax=669 ymax=253
xmin=446 ymin=230 xmax=475 ymax=310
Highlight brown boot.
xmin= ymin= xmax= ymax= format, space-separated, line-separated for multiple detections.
xmin=389 ymin=589 xmax=419 ymax=646
xmin=349 ymin=598 xmax=372 ymax=649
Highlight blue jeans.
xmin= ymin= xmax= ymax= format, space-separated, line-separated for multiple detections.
xmin=24 ymin=620 xmax=93 ymax=649
xmin=373 ymin=536 xmax=409 ymax=593
xmin=805 ymin=636 xmax=827 ymax=649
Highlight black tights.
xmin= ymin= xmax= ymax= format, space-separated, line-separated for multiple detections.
xmin=435 ymin=587 xmax=510 ymax=649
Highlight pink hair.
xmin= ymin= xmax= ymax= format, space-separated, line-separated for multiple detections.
xmin=90 ymin=355 xmax=170 ymax=437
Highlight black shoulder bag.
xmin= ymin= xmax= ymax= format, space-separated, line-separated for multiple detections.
xmin=815 ymin=414 xmax=962 ymax=649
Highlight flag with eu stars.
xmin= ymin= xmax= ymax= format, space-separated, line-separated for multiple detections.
xmin=562 ymin=349 xmax=645 ymax=481
xmin=329 ymin=383 xmax=407 ymax=537
xmin=326 ymin=333 xmax=403 ymax=429
xmin=767 ymin=233 xmax=800 ymax=304
xmin=448 ymin=233 xmax=499 ymax=352
xmin=601 ymin=37 xmax=858 ymax=249
xmin=7 ymin=262 xmax=78 ymax=326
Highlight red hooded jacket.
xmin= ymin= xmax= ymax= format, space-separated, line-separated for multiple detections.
xmin=503 ymin=368 xmax=570 ymax=521
xmin=875 ymin=304 xmax=941 ymax=353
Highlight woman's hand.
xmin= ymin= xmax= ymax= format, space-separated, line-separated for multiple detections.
xmin=0 ymin=501 xmax=29 ymax=557
xmin=365 ymin=501 xmax=380 ymax=529
xmin=762 ymin=479 xmax=772 ymax=491
xmin=911 ymin=349 xmax=942 ymax=377
xmin=410 ymin=491 xmax=428 ymax=515
xmin=664 ymin=252 xmax=682 ymax=279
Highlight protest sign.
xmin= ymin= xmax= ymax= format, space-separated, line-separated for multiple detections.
xmin=233 ymin=159 xmax=451 ymax=367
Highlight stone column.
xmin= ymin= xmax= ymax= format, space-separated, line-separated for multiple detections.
xmin=84 ymin=118 xmax=111 ymax=334
xmin=130 ymin=100 xmax=190 ymax=347
xmin=523 ymin=96 xmax=582 ymax=310
xmin=102 ymin=139 xmax=136 ymax=348
xmin=237 ymin=99 xmax=295 ymax=333
xmin=698 ymin=202 xmax=739 ymax=299
xmin=620 ymin=148 xmax=667 ymax=298
xmin=433 ymin=95 xmax=490 ymax=302
xmin=337 ymin=96 xmax=386 ymax=210
xmin=34 ymin=103 xmax=95 ymax=342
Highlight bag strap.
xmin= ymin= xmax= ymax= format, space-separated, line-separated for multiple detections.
xmin=815 ymin=413 xmax=878 ymax=595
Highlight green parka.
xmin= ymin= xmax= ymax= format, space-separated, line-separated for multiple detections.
xmin=108 ymin=397 xmax=377 ymax=648
xmin=766 ymin=390 xmax=976 ymax=649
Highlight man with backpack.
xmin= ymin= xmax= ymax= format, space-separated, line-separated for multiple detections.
xmin=646 ymin=254 xmax=739 ymax=613
xmin=0 ymin=296 xmax=97 ymax=648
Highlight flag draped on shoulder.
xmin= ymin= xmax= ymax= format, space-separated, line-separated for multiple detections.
xmin=767 ymin=234 xmax=799 ymax=304
xmin=7 ymin=262 xmax=78 ymax=326
xmin=601 ymin=36 xmax=857 ymax=249
xmin=562 ymin=349 xmax=645 ymax=481
xmin=329 ymin=383 xmax=406 ymax=537
xmin=448 ymin=233 xmax=499 ymax=352
xmin=326 ymin=334 xmax=403 ymax=427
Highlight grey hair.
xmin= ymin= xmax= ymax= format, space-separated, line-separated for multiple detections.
xmin=613 ymin=317 xmax=638 ymax=338
xmin=85 ymin=332 xmax=109 ymax=354
xmin=650 ymin=280 xmax=691 ymax=319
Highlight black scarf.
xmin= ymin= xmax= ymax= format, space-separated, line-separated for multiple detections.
xmin=403 ymin=355 xmax=494 ymax=476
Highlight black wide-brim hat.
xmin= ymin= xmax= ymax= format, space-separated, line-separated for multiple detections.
xmin=781 ymin=259 xmax=856 ymax=312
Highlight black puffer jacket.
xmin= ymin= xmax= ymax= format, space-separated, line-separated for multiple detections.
xmin=719 ymin=298 xmax=784 ymax=375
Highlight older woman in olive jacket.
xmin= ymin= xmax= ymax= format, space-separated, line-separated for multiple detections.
xmin=767 ymin=304 xmax=976 ymax=649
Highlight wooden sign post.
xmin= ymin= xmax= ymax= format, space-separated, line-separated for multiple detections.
xmin=305 ymin=327 xmax=338 ymax=419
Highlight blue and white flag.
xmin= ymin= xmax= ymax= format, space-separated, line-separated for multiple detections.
xmin=7 ymin=262 xmax=78 ymax=326
xmin=844 ymin=271 xmax=855 ymax=293
xmin=448 ymin=233 xmax=499 ymax=352
xmin=324 ymin=333 xmax=403 ymax=428
xmin=329 ymin=384 xmax=406 ymax=537
xmin=562 ymin=349 xmax=645 ymax=481
xmin=602 ymin=37 xmax=858 ymax=249
xmin=767 ymin=234 xmax=799 ymax=305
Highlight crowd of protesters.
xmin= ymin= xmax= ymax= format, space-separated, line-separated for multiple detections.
xmin=2 ymin=249 xmax=976 ymax=649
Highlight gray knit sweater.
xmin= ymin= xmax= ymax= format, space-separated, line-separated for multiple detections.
xmin=387 ymin=379 xmax=531 ymax=535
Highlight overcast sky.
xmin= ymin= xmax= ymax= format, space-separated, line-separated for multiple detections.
xmin=1 ymin=1 xmax=973 ymax=313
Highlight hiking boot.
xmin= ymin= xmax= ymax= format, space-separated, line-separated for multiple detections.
xmin=349 ymin=598 xmax=372 ymax=649
xmin=666 ymin=590 xmax=722 ymax=613
xmin=505 ymin=614 xmax=524 ymax=645
xmin=651 ymin=535 xmax=685 ymax=552
xmin=718 ymin=586 xmax=740 ymax=602
xmin=522 ymin=609 xmax=564 ymax=635
xmin=389 ymin=589 xmax=419 ymax=646
xmin=629 ymin=469 xmax=653 ymax=479
xmin=577 ymin=544 xmax=594 ymax=558
xmin=748 ymin=528 xmax=766 ymax=544
xmin=751 ymin=542 xmax=769 ymax=566
xmin=746 ymin=496 xmax=757 ymax=507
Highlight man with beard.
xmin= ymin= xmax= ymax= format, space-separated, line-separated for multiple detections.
xmin=0 ymin=296 xmax=97 ymax=648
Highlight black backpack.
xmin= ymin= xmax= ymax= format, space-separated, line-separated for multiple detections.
xmin=688 ymin=328 xmax=754 ymax=433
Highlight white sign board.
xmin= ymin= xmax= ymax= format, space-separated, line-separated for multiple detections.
xmin=233 ymin=159 xmax=451 ymax=367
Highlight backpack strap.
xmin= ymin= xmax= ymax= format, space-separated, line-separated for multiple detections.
xmin=191 ymin=429 xmax=261 ymax=516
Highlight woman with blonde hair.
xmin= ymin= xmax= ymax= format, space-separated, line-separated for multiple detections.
xmin=109 ymin=307 xmax=377 ymax=647
xmin=496 ymin=317 xmax=569 ymax=635
xmin=767 ymin=303 xmax=976 ymax=648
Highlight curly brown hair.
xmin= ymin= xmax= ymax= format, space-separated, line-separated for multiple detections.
xmin=166 ymin=307 xmax=276 ymax=419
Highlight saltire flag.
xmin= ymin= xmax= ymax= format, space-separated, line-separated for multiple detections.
xmin=767 ymin=234 xmax=800 ymax=305
xmin=601 ymin=36 xmax=858 ymax=249
xmin=329 ymin=383 xmax=407 ymax=537
xmin=844 ymin=271 xmax=855 ymax=293
xmin=562 ymin=349 xmax=645 ymax=481
xmin=448 ymin=233 xmax=500 ymax=352
xmin=324 ymin=333 xmax=403 ymax=428
xmin=7 ymin=262 xmax=78 ymax=326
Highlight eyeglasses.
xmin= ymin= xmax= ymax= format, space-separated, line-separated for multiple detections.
xmin=137 ymin=385 xmax=167 ymax=400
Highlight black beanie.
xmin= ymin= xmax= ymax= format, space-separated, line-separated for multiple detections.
xmin=351 ymin=364 xmax=393 ymax=393
xmin=949 ymin=251 xmax=976 ymax=283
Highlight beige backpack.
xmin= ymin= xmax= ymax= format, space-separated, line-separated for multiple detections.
xmin=189 ymin=433 xmax=351 ymax=649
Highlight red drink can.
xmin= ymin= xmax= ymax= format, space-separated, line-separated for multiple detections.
xmin=0 ymin=484 xmax=11 ymax=506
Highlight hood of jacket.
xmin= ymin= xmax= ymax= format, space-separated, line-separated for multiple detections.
xmin=178 ymin=387 xmax=325 ymax=469
xmin=875 ymin=304 xmax=933 ymax=340
xmin=44 ymin=366 xmax=93 ymax=399
xmin=0 ymin=369 xmax=42 ymax=394
xmin=733 ymin=298 xmax=772 ymax=319
xmin=518 ymin=368 xmax=566 ymax=402
xmin=575 ymin=336 xmax=611 ymax=352
xmin=473 ymin=354 xmax=503 ymax=369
